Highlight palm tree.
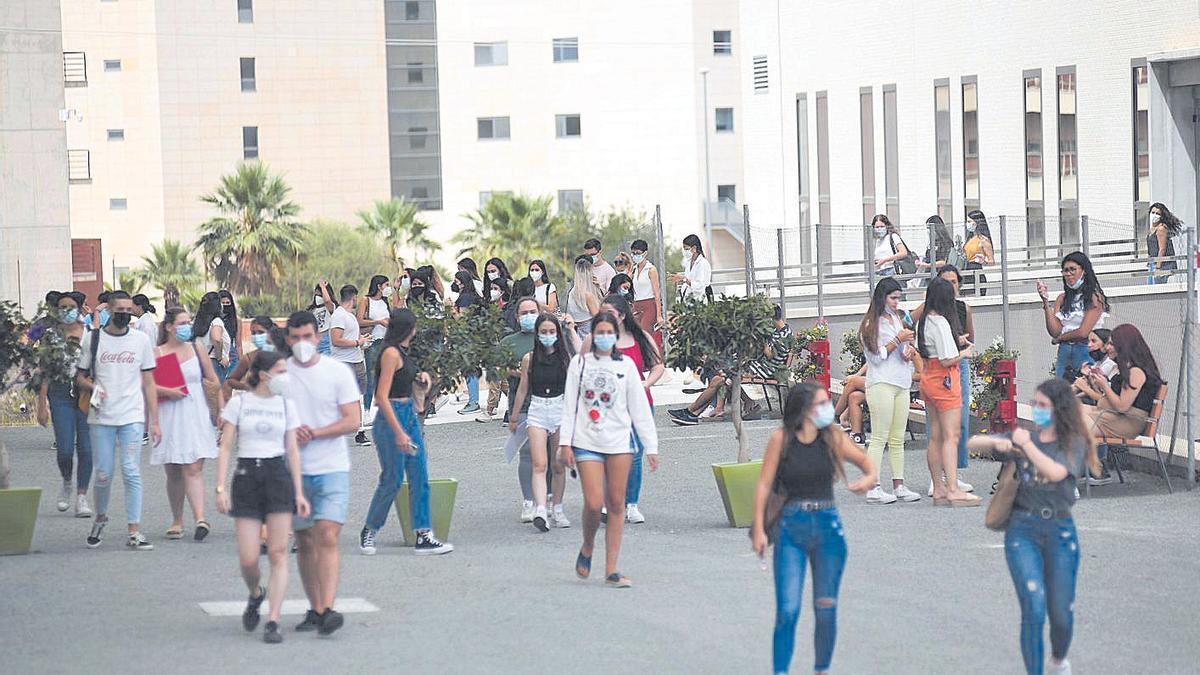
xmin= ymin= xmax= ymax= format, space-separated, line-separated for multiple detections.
xmin=195 ymin=161 xmax=306 ymax=296
xmin=104 ymin=271 xmax=147 ymax=296
xmin=357 ymin=198 xmax=440 ymax=274
xmin=455 ymin=194 xmax=565 ymax=272
xmin=135 ymin=239 xmax=202 ymax=308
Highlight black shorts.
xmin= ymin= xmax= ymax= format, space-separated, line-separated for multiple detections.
xmin=230 ymin=457 xmax=296 ymax=522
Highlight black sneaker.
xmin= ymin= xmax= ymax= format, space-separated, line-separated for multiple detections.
xmin=86 ymin=518 xmax=106 ymax=548
xmin=295 ymin=609 xmax=321 ymax=632
xmin=668 ymin=408 xmax=700 ymax=426
xmin=125 ymin=532 xmax=154 ymax=551
xmin=359 ymin=527 xmax=377 ymax=556
xmin=263 ymin=621 xmax=282 ymax=644
xmin=354 ymin=431 xmax=370 ymax=446
xmin=242 ymin=586 xmax=266 ymax=632
xmin=318 ymin=608 xmax=344 ymax=636
xmin=414 ymin=530 xmax=454 ymax=556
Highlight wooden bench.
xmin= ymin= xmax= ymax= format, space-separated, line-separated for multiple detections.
xmin=1094 ymin=382 xmax=1173 ymax=493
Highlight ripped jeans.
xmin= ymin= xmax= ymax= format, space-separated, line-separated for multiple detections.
xmin=1004 ymin=511 xmax=1080 ymax=674
xmin=89 ymin=422 xmax=144 ymax=524
xmin=772 ymin=505 xmax=847 ymax=674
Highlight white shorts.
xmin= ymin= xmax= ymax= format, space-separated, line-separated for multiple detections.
xmin=526 ymin=395 xmax=565 ymax=433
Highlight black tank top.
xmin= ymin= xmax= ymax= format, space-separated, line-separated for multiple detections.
xmin=777 ymin=432 xmax=836 ymax=501
xmin=1111 ymin=370 xmax=1160 ymax=414
xmin=387 ymin=346 xmax=418 ymax=399
xmin=530 ymin=355 xmax=567 ymax=398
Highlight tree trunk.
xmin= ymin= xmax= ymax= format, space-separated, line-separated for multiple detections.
xmin=732 ymin=366 xmax=750 ymax=463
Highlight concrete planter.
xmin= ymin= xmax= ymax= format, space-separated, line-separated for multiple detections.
xmin=712 ymin=460 xmax=763 ymax=528
xmin=0 ymin=487 xmax=41 ymax=555
xmin=393 ymin=478 xmax=457 ymax=545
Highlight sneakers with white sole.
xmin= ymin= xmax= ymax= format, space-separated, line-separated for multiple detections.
xmin=533 ymin=506 xmax=549 ymax=532
xmin=551 ymin=507 xmax=571 ymax=528
xmin=625 ymin=504 xmax=645 ymax=524
xmin=56 ymin=480 xmax=72 ymax=512
xmin=1046 ymin=658 xmax=1072 ymax=675
xmin=75 ymin=494 xmax=93 ymax=518
xmin=126 ymin=532 xmax=154 ymax=551
xmin=86 ymin=518 xmax=106 ymax=548
xmin=414 ymin=529 xmax=454 ymax=555
xmin=893 ymin=484 xmax=922 ymax=502
xmin=928 ymin=477 xmax=976 ymax=496
xmin=359 ymin=527 xmax=377 ymax=555
xmin=865 ymin=486 xmax=898 ymax=504
xmin=519 ymin=500 xmax=535 ymax=523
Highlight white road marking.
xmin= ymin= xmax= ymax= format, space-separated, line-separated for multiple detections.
xmin=199 ymin=597 xmax=380 ymax=617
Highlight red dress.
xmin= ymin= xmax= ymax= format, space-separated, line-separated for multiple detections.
xmin=621 ymin=344 xmax=653 ymax=406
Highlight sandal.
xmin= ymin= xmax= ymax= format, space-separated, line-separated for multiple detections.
xmin=165 ymin=527 xmax=184 ymax=540
xmin=605 ymin=573 xmax=632 ymax=588
xmin=194 ymin=520 xmax=211 ymax=542
xmin=575 ymin=551 xmax=592 ymax=579
xmin=945 ymin=494 xmax=982 ymax=508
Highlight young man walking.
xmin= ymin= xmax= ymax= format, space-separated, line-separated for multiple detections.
xmin=328 ymin=284 xmax=372 ymax=446
xmin=75 ymin=291 xmax=159 ymax=550
xmin=583 ymin=238 xmax=617 ymax=292
xmin=285 ymin=311 xmax=362 ymax=636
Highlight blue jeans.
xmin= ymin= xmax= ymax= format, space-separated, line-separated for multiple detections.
xmin=318 ymin=331 xmax=332 ymax=355
xmin=365 ymin=400 xmax=431 ymax=532
xmin=773 ymin=505 xmax=847 ymax=674
xmin=48 ymin=386 xmax=92 ymax=490
xmin=228 ymin=342 xmax=239 ymax=376
xmin=466 ymin=374 xmax=480 ymax=406
xmin=626 ymin=427 xmax=646 ymax=504
xmin=1054 ymin=342 xmax=1092 ymax=379
xmin=211 ymin=358 xmax=229 ymax=384
xmin=958 ymin=358 xmax=970 ymax=469
xmin=1005 ymin=512 xmax=1080 ymax=675
xmin=363 ymin=340 xmax=384 ymax=410
xmin=89 ymin=422 xmax=144 ymax=524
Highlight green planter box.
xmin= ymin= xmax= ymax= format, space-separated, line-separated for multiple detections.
xmin=712 ymin=461 xmax=763 ymax=528
xmin=393 ymin=478 xmax=458 ymax=545
xmin=0 ymin=488 xmax=42 ymax=555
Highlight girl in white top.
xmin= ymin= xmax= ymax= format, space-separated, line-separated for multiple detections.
xmin=133 ymin=294 xmax=158 ymax=343
xmin=528 ymin=259 xmax=559 ymax=311
xmin=152 ymin=308 xmax=222 ymax=541
xmin=194 ymin=291 xmax=231 ymax=379
xmin=560 ymin=311 xmax=659 ymax=588
xmin=216 ymin=350 xmax=309 ymax=643
xmin=566 ymin=255 xmax=602 ymax=337
xmin=1036 ymin=252 xmax=1109 ymax=379
xmin=672 ymin=234 xmax=712 ymax=301
xmin=870 ymin=214 xmax=909 ymax=277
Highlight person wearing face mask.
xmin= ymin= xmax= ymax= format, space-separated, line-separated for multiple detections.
xmin=628 ymin=239 xmax=664 ymax=352
xmin=215 ymin=350 xmax=310 ymax=644
xmin=583 ymin=238 xmax=617 ymax=292
xmin=497 ymin=298 xmax=545 ymax=517
xmin=451 ymin=270 xmax=487 ymax=415
xmin=330 ymin=285 xmax=372 ymax=447
xmin=152 ymin=307 xmax=222 ymax=542
xmin=86 ymin=290 xmax=112 ymax=331
xmin=457 ymin=258 xmax=485 ymax=297
xmin=34 ymin=291 xmax=94 ymax=517
xmin=308 ymin=282 xmax=336 ymax=356
xmin=132 ymin=294 xmax=158 ymax=344
xmin=566 ymin=255 xmax=602 ymax=339
xmin=1146 ymin=202 xmax=1182 ymax=284
xmin=75 ymin=291 xmax=161 ymax=551
xmin=218 ymin=290 xmax=241 ymax=375
xmin=194 ymin=291 xmax=231 ymax=383
xmin=487 ymin=276 xmax=511 ymax=309
xmin=1036 ymin=252 xmax=1109 ymax=380
xmin=671 ymin=234 xmax=712 ymax=301
xmin=868 ymin=214 xmax=909 ymax=279
xmin=962 ymin=210 xmax=995 ymax=296
xmin=608 ymin=273 xmax=633 ymax=298
xmin=527 ymin=259 xmax=559 ymax=311
xmin=484 ymin=257 xmax=513 ymax=285
xmin=967 ymin=378 xmax=1100 ymax=675
xmin=223 ymin=316 xmax=282 ymax=397
xmin=356 ymin=275 xmax=391 ymax=415
xmin=751 ymin=382 xmax=876 ymax=675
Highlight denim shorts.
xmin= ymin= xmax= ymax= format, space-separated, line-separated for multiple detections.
xmin=573 ymin=446 xmax=630 ymax=463
xmin=292 ymin=471 xmax=350 ymax=530
xmin=527 ymin=395 xmax=565 ymax=432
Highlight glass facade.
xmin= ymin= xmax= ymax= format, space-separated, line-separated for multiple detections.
xmin=1024 ymin=71 xmax=1045 ymax=250
xmin=386 ymin=0 xmax=442 ymax=209
xmin=1057 ymin=68 xmax=1079 ymax=246
xmin=882 ymin=85 xmax=899 ymax=224
xmin=860 ymin=87 xmax=875 ymax=226
xmin=962 ymin=78 xmax=979 ymax=210
xmin=934 ymin=80 xmax=952 ymax=224
xmin=1133 ymin=62 xmax=1150 ymax=242
xmin=815 ymin=91 xmax=831 ymax=261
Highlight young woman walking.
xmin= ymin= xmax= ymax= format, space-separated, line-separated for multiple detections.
xmin=1036 ymin=252 xmax=1109 ymax=380
xmin=751 ymin=382 xmax=876 ymax=675
xmin=560 ymin=312 xmax=659 ymax=587
xmin=628 ymin=239 xmax=664 ymax=352
xmin=528 ymin=259 xmax=559 ymax=312
xmin=859 ymin=277 xmax=920 ymax=503
xmin=869 ymin=214 xmax=909 ymax=279
xmin=917 ymin=278 xmax=979 ymax=506
xmin=194 ymin=291 xmax=231 ymax=383
xmin=358 ymin=274 xmax=392 ymax=413
xmin=509 ymin=313 xmax=576 ymax=531
xmin=1146 ymin=202 xmax=1182 ymax=284
xmin=215 ymin=350 xmax=310 ymax=644
xmin=671 ymin=234 xmax=712 ymax=302
xmin=223 ymin=316 xmax=282 ymax=397
xmin=219 ymin=290 xmax=241 ymax=374
xmin=152 ymin=308 xmax=221 ymax=541
xmin=967 ymin=378 xmax=1100 ymax=675
xmin=360 ymin=308 xmax=453 ymax=556
xmin=453 ymin=270 xmax=487 ymax=415
xmin=566 ymin=255 xmax=601 ymax=338
xmin=963 ymin=210 xmax=995 ymax=296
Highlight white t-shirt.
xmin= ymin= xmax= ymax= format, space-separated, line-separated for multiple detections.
xmin=196 ymin=317 xmax=231 ymax=361
xmin=312 ymin=304 xmax=332 ymax=334
xmin=874 ymin=233 xmax=903 ymax=276
xmin=921 ymin=314 xmax=958 ymax=360
xmin=287 ymin=355 xmax=361 ymax=475
xmin=220 ymin=392 xmax=300 ymax=459
xmin=76 ymin=328 xmax=156 ymax=426
xmin=366 ymin=297 xmax=389 ymax=339
xmin=534 ymin=282 xmax=558 ymax=307
xmin=136 ymin=313 xmax=157 ymax=344
xmin=328 ymin=306 xmax=364 ymax=364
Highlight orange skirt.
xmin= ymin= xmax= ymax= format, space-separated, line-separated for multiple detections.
xmin=919 ymin=358 xmax=962 ymax=412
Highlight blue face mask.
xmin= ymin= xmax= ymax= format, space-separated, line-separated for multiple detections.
xmin=593 ymin=333 xmax=618 ymax=352
xmin=60 ymin=308 xmax=79 ymax=324
xmin=98 ymin=309 xmax=110 ymax=328
xmin=1032 ymin=406 xmax=1054 ymax=429
xmin=174 ymin=324 xmax=194 ymax=342
xmin=618 ymin=287 xmax=629 ymax=297
xmin=250 ymin=333 xmax=269 ymax=350
xmin=519 ymin=313 xmax=538 ymax=332
xmin=589 ymin=255 xmax=598 ymax=265
xmin=537 ymin=334 xmax=558 ymax=348
xmin=812 ymin=401 xmax=836 ymax=429
xmin=1067 ymin=277 xmax=1084 ymax=290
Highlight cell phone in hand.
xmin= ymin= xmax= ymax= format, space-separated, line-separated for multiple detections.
xmin=942 ymin=376 xmax=953 ymax=390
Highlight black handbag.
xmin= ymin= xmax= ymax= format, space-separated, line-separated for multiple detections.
xmin=750 ymin=443 xmax=789 ymax=545
xmin=891 ymin=235 xmax=918 ymax=275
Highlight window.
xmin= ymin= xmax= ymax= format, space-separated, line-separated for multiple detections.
xmin=242 ymin=126 xmax=259 ymax=159
xmin=67 ymin=149 xmax=91 ymax=182
xmin=558 ymin=189 xmax=584 ymax=212
xmin=815 ymin=91 xmax=831 ymax=260
xmin=1057 ymin=67 xmax=1079 ymax=245
xmin=1024 ymin=70 xmax=1045 ymax=250
xmin=237 ymin=0 xmax=253 ymax=23
xmin=553 ymin=38 xmax=578 ymax=63
xmin=1133 ymin=61 xmax=1150 ymax=241
xmin=106 ymin=129 xmax=124 ymax=141
xmin=64 ymin=51 xmax=87 ymax=86
xmin=411 ymin=186 xmax=429 ymax=200
xmin=477 ymin=116 xmax=511 ymax=140
xmin=474 ymin=42 xmax=508 ymax=67
xmin=408 ymin=126 xmax=427 ymax=150
xmin=860 ymin=87 xmax=876 ymax=226
xmin=713 ymin=30 xmax=732 ymax=55
xmin=934 ymin=79 xmax=952 ymax=224
xmin=715 ymin=107 xmax=734 ymax=132
xmin=240 ymin=57 xmax=256 ymax=92
xmin=405 ymin=1 xmax=420 ymax=21
xmin=555 ymin=114 xmax=581 ymax=138
xmin=103 ymin=59 xmax=121 ymax=72
xmin=717 ymin=184 xmax=736 ymax=203
xmin=407 ymin=62 xmax=423 ymax=84
xmin=109 ymin=198 xmax=127 ymax=210
xmin=962 ymin=78 xmax=979 ymax=209
xmin=752 ymin=55 xmax=768 ymax=93
xmin=882 ymin=85 xmax=900 ymax=224
xmin=795 ymin=94 xmax=812 ymax=263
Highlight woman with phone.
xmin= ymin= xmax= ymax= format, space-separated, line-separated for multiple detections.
xmin=1037 ymin=252 xmax=1109 ymax=380
xmin=1074 ymin=323 xmax=1162 ymax=440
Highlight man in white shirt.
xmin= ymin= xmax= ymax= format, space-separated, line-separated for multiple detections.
xmin=75 ymin=291 xmax=160 ymax=551
xmin=583 ymin=238 xmax=617 ymax=292
xmin=284 ymin=310 xmax=362 ymax=636
xmin=328 ymin=284 xmax=372 ymax=446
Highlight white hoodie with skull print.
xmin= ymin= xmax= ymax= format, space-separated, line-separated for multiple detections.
xmin=560 ymin=352 xmax=659 ymax=456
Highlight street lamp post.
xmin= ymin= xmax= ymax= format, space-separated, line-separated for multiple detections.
xmin=700 ymin=68 xmax=712 ymax=251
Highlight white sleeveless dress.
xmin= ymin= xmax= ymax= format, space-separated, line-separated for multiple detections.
xmin=151 ymin=354 xmax=218 ymax=465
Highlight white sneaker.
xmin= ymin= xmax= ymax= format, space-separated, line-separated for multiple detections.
xmin=927 ymin=480 xmax=936 ymax=497
xmin=957 ymin=478 xmax=975 ymax=493
xmin=533 ymin=506 xmax=549 ymax=532
xmin=551 ymin=507 xmax=571 ymax=528
xmin=866 ymin=486 xmax=898 ymax=504
xmin=1047 ymin=658 xmax=1072 ymax=675
xmin=625 ymin=504 xmax=645 ymax=524
xmin=699 ymin=406 xmax=724 ymax=419
xmin=75 ymin=494 xmax=93 ymax=518
xmin=519 ymin=500 xmax=534 ymax=523
xmin=682 ymin=371 xmax=695 ymax=385
xmin=893 ymin=484 xmax=922 ymax=502
xmin=475 ymin=411 xmax=493 ymax=423
xmin=56 ymin=480 xmax=72 ymax=512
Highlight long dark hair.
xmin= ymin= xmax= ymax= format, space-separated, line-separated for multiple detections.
xmin=488 ymin=276 xmax=511 ymax=305
xmin=132 ymin=293 xmax=157 ymax=316
xmin=860 ymin=277 xmax=903 ymax=352
xmin=966 ymin=209 xmax=992 ymax=240
xmin=927 ymin=215 xmax=953 ymax=261
xmin=367 ymin=274 xmax=390 ymax=301
xmin=1060 ymin=251 xmax=1109 ymax=314
xmin=1149 ymin=202 xmax=1183 ymax=236
xmin=871 ymin=213 xmax=896 ymax=233
xmin=218 ymin=289 xmax=239 ymax=341
xmin=377 ymin=307 xmax=417 ymax=379
xmin=1035 ymin=378 xmax=1101 ymax=475
xmin=157 ymin=306 xmax=189 ymax=346
xmin=601 ymin=293 xmax=661 ymax=367
xmin=193 ymin=291 xmax=222 ymax=338
xmin=308 ymin=281 xmax=332 ymax=311
xmin=1109 ymin=323 xmax=1162 ymax=385
xmin=682 ymin=234 xmax=705 ymax=258
xmin=528 ymin=259 xmax=551 ymax=287
xmin=781 ymin=382 xmax=845 ymax=482
xmin=246 ymin=350 xmax=287 ymax=389
xmin=485 ymin=257 xmax=512 ymax=282
xmin=608 ymin=273 xmax=632 ymax=295
xmin=453 ymin=270 xmax=481 ymax=305
xmin=531 ymin=313 xmax=574 ymax=372
xmin=588 ymin=311 xmax=624 ymax=360
xmin=918 ymin=278 xmax=962 ymax=358
xmin=457 ymin=257 xmax=480 ymax=280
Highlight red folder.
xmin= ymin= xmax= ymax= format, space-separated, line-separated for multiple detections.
xmin=154 ymin=352 xmax=188 ymax=400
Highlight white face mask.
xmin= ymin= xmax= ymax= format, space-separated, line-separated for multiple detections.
xmin=873 ymin=227 xmax=887 ymax=239
xmin=267 ymin=373 xmax=290 ymax=397
xmin=490 ymin=289 xmax=502 ymax=302
xmin=381 ymin=286 xmax=394 ymax=298
xmin=292 ymin=341 xmax=317 ymax=364
xmin=966 ymin=222 xmax=977 ymax=233
xmin=1150 ymin=213 xmax=1162 ymax=225
xmin=314 ymin=295 xmax=323 ymax=306
xmin=529 ymin=270 xmax=543 ymax=281
xmin=488 ymin=271 xmax=500 ymax=281
xmin=682 ymin=248 xmax=692 ymax=261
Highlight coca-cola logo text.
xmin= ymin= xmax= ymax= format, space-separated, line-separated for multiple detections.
xmin=99 ymin=351 xmax=137 ymax=364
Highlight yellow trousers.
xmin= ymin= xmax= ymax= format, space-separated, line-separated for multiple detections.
xmin=865 ymin=382 xmax=908 ymax=481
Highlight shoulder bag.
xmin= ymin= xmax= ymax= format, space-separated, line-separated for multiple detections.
xmin=195 ymin=343 xmax=221 ymax=427
xmin=985 ymin=460 xmax=1019 ymax=531
xmin=76 ymin=329 xmax=102 ymax=414
xmin=891 ymin=235 xmax=919 ymax=276
xmin=750 ymin=441 xmax=790 ymax=545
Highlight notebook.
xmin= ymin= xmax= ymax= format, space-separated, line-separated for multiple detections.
xmin=154 ymin=351 xmax=188 ymax=400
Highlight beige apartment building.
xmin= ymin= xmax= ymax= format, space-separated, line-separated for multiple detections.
xmin=61 ymin=0 xmax=744 ymax=279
